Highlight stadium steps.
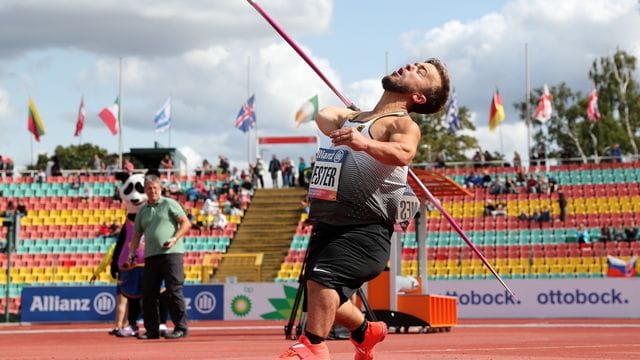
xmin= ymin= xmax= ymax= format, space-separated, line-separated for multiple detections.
xmin=213 ymin=187 xmax=307 ymax=282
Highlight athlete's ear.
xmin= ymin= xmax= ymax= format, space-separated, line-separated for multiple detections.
xmin=412 ymin=92 xmax=426 ymax=105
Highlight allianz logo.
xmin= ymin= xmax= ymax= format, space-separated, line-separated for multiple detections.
xmin=29 ymin=292 xmax=116 ymax=315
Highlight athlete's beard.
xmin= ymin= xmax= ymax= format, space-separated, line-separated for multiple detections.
xmin=382 ymin=75 xmax=413 ymax=93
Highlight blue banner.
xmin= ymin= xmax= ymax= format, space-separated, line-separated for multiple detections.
xmin=21 ymin=285 xmax=224 ymax=323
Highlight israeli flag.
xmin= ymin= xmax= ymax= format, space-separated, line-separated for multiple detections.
xmin=154 ymin=97 xmax=171 ymax=133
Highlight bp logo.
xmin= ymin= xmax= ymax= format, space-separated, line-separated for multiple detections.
xmin=334 ymin=150 xmax=345 ymax=163
xmin=195 ymin=291 xmax=217 ymax=314
xmin=93 ymin=292 xmax=116 ymax=315
xmin=231 ymin=295 xmax=252 ymax=317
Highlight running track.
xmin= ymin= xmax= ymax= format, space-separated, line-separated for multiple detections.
xmin=0 ymin=319 xmax=639 ymax=359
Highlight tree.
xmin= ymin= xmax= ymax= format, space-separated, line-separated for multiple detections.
xmin=412 ymin=105 xmax=479 ymax=164
xmin=589 ymin=50 xmax=640 ymax=157
xmin=28 ymin=143 xmax=113 ymax=171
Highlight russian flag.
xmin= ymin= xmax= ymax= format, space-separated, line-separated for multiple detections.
xmin=607 ymin=255 xmax=638 ymax=277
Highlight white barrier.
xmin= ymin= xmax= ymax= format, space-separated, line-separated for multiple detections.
xmin=428 ymin=278 xmax=640 ymax=318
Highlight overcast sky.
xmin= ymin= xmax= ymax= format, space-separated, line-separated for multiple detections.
xmin=0 ymin=0 xmax=638 ymax=172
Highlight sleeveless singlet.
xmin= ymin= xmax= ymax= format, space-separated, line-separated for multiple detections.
xmin=308 ymin=111 xmax=409 ymax=226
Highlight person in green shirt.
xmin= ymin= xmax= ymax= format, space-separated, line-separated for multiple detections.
xmin=129 ymin=173 xmax=191 ymax=340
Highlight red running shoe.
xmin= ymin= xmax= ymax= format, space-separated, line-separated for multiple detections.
xmin=277 ymin=335 xmax=331 ymax=360
xmin=350 ymin=321 xmax=387 ymax=360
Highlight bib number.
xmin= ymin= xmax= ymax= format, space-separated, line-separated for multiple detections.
xmin=308 ymin=148 xmax=348 ymax=201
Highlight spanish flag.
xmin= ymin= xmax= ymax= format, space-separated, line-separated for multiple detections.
xmin=488 ymin=89 xmax=505 ymax=132
xmin=27 ymin=97 xmax=46 ymax=142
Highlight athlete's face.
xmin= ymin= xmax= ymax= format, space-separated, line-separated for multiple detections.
xmin=382 ymin=61 xmax=438 ymax=94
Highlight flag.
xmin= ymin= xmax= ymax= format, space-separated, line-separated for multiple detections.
xmin=488 ymin=89 xmax=505 ymax=132
xmin=534 ymin=84 xmax=552 ymax=123
xmin=27 ymin=97 xmax=46 ymax=142
xmin=443 ymin=89 xmax=460 ymax=133
xmin=99 ymin=97 xmax=120 ymax=135
xmin=234 ymin=94 xmax=256 ymax=133
xmin=154 ymin=97 xmax=171 ymax=133
xmin=74 ymin=97 xmax=86 ymax=137
xmin=607 ymin=255 xmax=638 ymax=277
xmin=587 ymin=88 xmax=601 ymax=123
xmin=295 ymin=95 xmax=319 ymax=127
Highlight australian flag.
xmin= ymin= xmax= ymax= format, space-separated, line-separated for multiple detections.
xmin=234 ymin=94 xmax=256 ymax=133
xmin=444 ymin=89 xmax=460 ymax=134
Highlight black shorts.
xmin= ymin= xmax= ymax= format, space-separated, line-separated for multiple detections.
xmin=304 ymin=222 xmax=392 ymax=304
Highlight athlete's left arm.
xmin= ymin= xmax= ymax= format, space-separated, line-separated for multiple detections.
xmin=330 ymin=117 xmax=420 ymax=166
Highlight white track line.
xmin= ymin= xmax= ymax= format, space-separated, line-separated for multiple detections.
xmin=1 ymin=322 xmax=639 ymax=335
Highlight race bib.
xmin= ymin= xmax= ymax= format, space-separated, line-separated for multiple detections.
xmin=308 ymin=148 xmax=348 ymax=201
xmin=396 ymin=185 xmax=420 ymax=224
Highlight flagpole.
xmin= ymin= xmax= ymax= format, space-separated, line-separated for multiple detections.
xmin=525 ymin=43 xmax=531 ymax=167
xmin=247 ymin=56 xmax=252 ymax=166
xmin=118 ymin=57 xmax=124 ymax=168
xmin=168 ymin=96 xmax=172 ymax=148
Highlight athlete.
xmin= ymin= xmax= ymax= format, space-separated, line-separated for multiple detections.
xmin=278 ymin=59 xmax=450 ymax=360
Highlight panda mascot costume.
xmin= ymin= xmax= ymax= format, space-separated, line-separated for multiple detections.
xmin=110 ymin=172 xmax=169 ymax=337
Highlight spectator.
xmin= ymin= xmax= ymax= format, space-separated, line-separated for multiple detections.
xmin=70 ymin=175 xmax=82 ymax=190
xmin=112 ymin=186 xmax=122 ymax=204
xmin=488 ymin=176 xmax=506 ymax=195
xmin=80 ymin=185 xmax=93 ymax=202
xmin=464 ymin=171 xmax=478 ymax=189
xmin=106 ymin=157 xmax=118 ymax=177
xmin=600 ymin=222 xmax=612 ymax=243
xmin=624 ymin=227 xmax=638 ymax=242
xmin=92 ymin=154 xmax=104 ymax=175
xmin=123 ymin=157 xmax=135 ymax=174
xmin=515 ymin=168 xmax=527 ymax=186
xmin=298 ymin=157 xmax=307 ymax=187
xmin=36 ymin=168 xmax=46 ymax=183
xmin=481 ymin=169 xmax=492 ymax=188
xmin=526 ymin=175 xmax=538 ymax=194
xmin=3 ymin=156 xmax=14 ymax=177
xmin=206 ymin=184 xmax=218 ymax=200
xmin=492 ymin=202 xmax=507 ymax=217
xmin=435 ymin=149 xmax=446 ymax=168
xmin=241 ymin=175 xmax=254 ymax=195
xmin=505 ymin=176 xmax=518 ymax=194
xmin=610 ymin=143 xmax=623 ymax=163
xmin=535 ymin=143 xmax=546 ymax=166
xmin=185 ymin=185 xmax=203 ymax=202
xmin=281 ymin=157 xmax=292 ymax=188
xmin=558 ymin=192 xmax=567 ymax=222
xmin=202 ymin=159 xmax=213 ymax=175
xmin=168 ymin=180 xmax=182 ymax=196
xmin=207 ymin=211 xmax=227 ymax=231
xmin=51 ymin=155 xmax=63 ymax=177
xmin=483 ymin=199 xmax=496 ymax=217
xmin=159 ymin=154 xmax=173 ymax=177
xmin=3 ymin=201 xmax=16 ymax=217
xmin=540 ymin=206 xmax=551 ymax=223
xmin=217 ymin=154 xmax=230 ymax=175
xmin=575 ymin=223 xmax=591 ymax=244
xmin=529 ymin=209 xmax=541 ymax=224
xmin=472 ymin=150 xmax=483 ymax=168
xmin=201 ymin=198 xmax=219 ymax=217
xmin=16 ymin=199 xmax=27 ymax=216
xmin=268 ymin=154 xmax=281 ymax=188
xmin=513 ymin=151 xmax=522 ymax=168
xmin=255 ymin=156 xmax=266 ymax=189
xmin=537 ymin=175 xmax=550 ymax=195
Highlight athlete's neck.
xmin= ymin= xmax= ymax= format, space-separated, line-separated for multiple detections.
xmin=369 ymin=92 xmax=409 ymax=116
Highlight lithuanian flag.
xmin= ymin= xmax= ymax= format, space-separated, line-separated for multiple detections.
xmin=488 ymin=89 xmax=505 ymax=132
xmin=27 ymin=97 xmax=46 ymax=142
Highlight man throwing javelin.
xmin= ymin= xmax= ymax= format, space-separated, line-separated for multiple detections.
xmin=278 ymin=59 xmax=450 ymax=360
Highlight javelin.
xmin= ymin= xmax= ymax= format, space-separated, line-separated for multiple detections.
xmin=246 ymin=0 xmax=515 ymax=297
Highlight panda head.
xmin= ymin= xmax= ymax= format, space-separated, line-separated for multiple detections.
xmin=115 ymin=172 xmax=147 ymax=214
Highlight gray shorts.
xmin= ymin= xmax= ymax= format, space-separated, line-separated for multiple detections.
xmin=303 ymin=222 xmax=392 ymax=304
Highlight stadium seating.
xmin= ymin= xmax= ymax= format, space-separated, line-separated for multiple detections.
xmin=0 ymin=172 xmax=249 ymax=316
xmin=275 ymin=162 xmax=640 ymax=283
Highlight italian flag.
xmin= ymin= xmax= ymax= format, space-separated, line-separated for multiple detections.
xmin=99 ymin=97 xmax=120 ymax=135
xmin=294 ymin=94 xmax=319 ymax=128
xmin=27 ymin=97 xmax=46 ymax=142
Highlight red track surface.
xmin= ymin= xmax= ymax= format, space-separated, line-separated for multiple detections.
xmin=1 ymin=319 xmax=639 ymax=359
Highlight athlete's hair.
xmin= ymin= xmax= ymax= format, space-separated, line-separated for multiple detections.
xmin=410 ymin=58 xmax=450 ymax=115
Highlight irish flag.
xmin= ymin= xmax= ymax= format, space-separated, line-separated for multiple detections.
xmin=99 ymin=97 xmax=120 ymax=135
xmin=295 ymin=95 xmax=319 ymax=128
xmin=488 ymin=89 xmax=505 ymax=132
xmin=27 ymin=97 xmax=46 ymax=142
